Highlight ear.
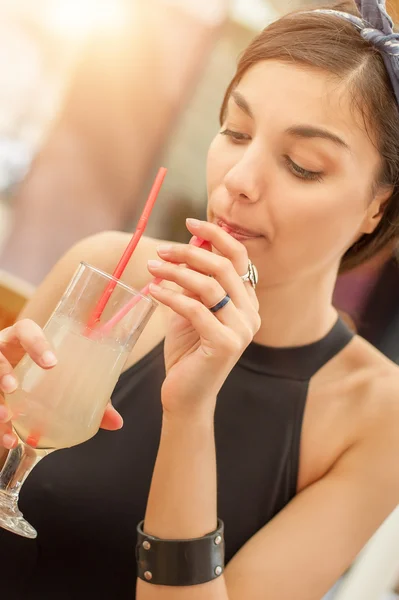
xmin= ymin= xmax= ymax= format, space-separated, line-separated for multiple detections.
xmin=360 ymin=184 xmax=393 ymax=235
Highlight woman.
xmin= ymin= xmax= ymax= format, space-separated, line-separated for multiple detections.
xmin=0 ymin=1 xmax=399 ymax=598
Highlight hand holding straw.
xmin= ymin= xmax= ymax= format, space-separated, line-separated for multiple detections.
xmin=99 ymin=236 xmax=208 ymax=336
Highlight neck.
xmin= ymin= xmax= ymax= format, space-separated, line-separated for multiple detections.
xmin=253 ymin=267 xmax=339 ymax=348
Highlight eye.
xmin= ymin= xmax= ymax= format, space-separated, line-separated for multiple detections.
xmin=220 ymin=129 xmax=251 ymax=143
xmin=284 ymin=156 xmax=323 ymax=182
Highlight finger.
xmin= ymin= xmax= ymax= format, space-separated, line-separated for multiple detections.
xmin=3 ymin=319 xmax=57 ymax=369
xmin=100 ymin=403 xmax=123 ymax=431
xmin=149 ymin=283 xmax=244 ymax=343
xmin=189 ymin=236 xmax=212 ymax=252
xmin=148 ymin=260 xmax=228 ymax=310
xmin=156 ymin=243 xmax=252 ymax=312
xmin=0 ymin=353 xmax=18 ymax=394
xmin=0 ymin=400 xmax=11 ymax=423
xmin=3 ymin=429 xmax=17 ymax=449
xmin=0 ymin=394 xmax=18 ymax=447
xmin=0 ymin=391 xmax=18 ymax=447
xmin=186 ymin=219 xmax=250 ymax=275
xmin=186 ymin=219 xmax=259 ymax=305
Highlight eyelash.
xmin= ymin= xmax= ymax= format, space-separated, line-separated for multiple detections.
xmin=220 ymin=128 xmax=324 ymax=183
xmin=220 ymin=128 xmax=250 ymax=143
xmin=283 ymin=156 xmax=323 ymax=183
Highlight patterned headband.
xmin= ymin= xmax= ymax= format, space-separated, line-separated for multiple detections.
xmin=302 ymin=1 xmax=399 ymax=106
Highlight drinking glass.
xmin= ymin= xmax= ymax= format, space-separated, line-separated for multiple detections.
xmin=0 ymin=262 xmax=156 ymax=538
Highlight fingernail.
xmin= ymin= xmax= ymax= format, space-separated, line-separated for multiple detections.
xmin=148 ymin=259 xmax=163 ymax=268
xmin=157 ymin=244 xmax=173 ymax=255
xmin=186 ymin=218 xmax=200 ymax=228
xmin=41 ymin=351 xmax=57 ymax=367
xmin=3 ymin=433 xmax=16 ymax=449
xmin=149 ymin=283 xmax=161 ymax=293
xmin=1 ymin=375 xmax=17 ymax=394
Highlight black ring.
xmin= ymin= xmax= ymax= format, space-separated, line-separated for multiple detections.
xmin=209 ymin=294 xmax=231 ymax=313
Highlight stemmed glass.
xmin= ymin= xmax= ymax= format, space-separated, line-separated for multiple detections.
xmin=0 ymin=262 xmax=156 ymax=538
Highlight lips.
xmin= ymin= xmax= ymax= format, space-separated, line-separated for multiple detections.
xmin=216 ymin=218 xmax=263 ymax=241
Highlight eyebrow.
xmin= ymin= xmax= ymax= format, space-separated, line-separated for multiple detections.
xmin=231 ymin=91 xmax=254 ymax=119
xmin=286 ymin=125 xmax=350 ymax=152
xmin=230 ymin=91 xmax=350 ymax=152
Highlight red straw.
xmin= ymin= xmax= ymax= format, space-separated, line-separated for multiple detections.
xmin=27 ymin=170 xmax=167 ymax=448
xmin=86 ymin=167 xmax=167 ymax=331
xmin=99 ymin=236 xmax=207 ymax=335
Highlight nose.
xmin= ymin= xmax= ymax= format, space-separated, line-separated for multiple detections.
xmin=223 ymin=149 xmax=263 ymax=204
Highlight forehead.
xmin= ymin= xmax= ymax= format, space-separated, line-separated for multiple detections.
xmin=232 ymin=60 xmax=380 ymax=164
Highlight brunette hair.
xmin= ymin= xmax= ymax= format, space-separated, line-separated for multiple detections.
xmin=220 ymin=1 xmax=399 ymax=271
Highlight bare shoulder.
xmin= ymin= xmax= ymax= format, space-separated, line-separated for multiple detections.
xmin=66 ymin=230 xmax=165 ymax=289
xmin=337 ymin=334 xmax=399 ymax=443
xmin=347 ymin=335 xmax=399 ymax=410
xmin=19 ymin=232 xmax=168 ymax=327
xmin=300 ymin=333 xmax=399 ymax=490
xmin=226 ymin=339 xmax=399 ymax=600
xmin=17 ymin=231 xmax=172 ymax=371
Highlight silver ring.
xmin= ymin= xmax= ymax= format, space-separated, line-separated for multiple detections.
xmin=240 ymin=260 xmax=258 ymax=290
xmin=209 ymin=294 xmax=231 ymax=313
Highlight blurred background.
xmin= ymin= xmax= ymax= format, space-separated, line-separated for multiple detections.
xmin=1 ymin=2 xmax=399 ymax=599
xmin=0 ymin=0 xmax=398 ymax=361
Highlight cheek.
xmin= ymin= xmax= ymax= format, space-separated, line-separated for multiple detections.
xmin=276 ymin=175 xmax=366 ymax=225
xmin=269 ymin=179 xmax=369 ymax=262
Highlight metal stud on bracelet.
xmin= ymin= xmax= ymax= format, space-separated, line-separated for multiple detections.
xmin=136 ymin=519 xmax=225 ymax=587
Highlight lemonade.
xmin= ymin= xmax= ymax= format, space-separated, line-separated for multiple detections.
xmin=5 ymin=315 xmax=128 ymax=450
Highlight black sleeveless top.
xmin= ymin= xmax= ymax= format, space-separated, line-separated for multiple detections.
xmin=0 ymin=318 xmax=353 ymax=599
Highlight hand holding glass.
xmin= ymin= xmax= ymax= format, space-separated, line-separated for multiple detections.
xmin=0 ymin=262 xmax=156 ymax=539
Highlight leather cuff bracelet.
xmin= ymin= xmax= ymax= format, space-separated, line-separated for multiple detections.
xmin=136 ymin=519 xmax=225 ymax=586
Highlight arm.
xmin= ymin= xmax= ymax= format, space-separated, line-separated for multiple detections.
xmin=138 ymin=411 xmax=228 ymax=600
xmin=17 ymin=231 xmax=148 ymax=326
xmin=138 ymin=219 xmax=399 ymax=600
xmin=139 ymin=387 xmax=399 ymax=600
xmin=0 ymin=233 xmax=160 ymax=449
